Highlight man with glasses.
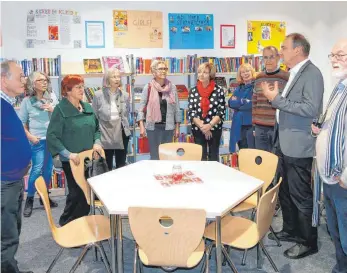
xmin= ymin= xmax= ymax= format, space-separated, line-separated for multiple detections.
xmin=253 ymin=46 xmax=289 ymax=152
xmin=1 ymin=61 xmax=33 ymax=273
xmin=314 ymin=38 xmax=347 ymax=273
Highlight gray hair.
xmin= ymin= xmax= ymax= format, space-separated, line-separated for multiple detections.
xmin=103 ymin=67 xmax=122 ymax=88
xmin=1 ymin=60 xmax=18 ymax=78
xmin=287 ymin=33 xmax=311 ymax=56
xmin=150 ymin=60 xmax=167 ymax=74
xmin=263 ymin=46 xmax=279 ymax=55
xmin=26 ymin=71 xmax=52 ymax=96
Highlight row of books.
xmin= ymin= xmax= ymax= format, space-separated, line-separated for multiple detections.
xmin=15 ymin=58 xmax=60 ymax=77
xmin=219 ymin=153 xmax=238 ymax=167
xmin=23 ymin=170 xmax=66 ymax=191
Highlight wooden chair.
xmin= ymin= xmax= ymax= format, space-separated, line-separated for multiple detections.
xmin=69 ymin=149 xmax=105 ymax=214
xmin=35 ymin=177 xmax=111 ymax=273
xmin=232 ymin=148 xmax=281 ymax=265
xmin=204 ymin=178 xmax=283 ymax=273
xmin=159 ymin=143 xmax=202 ymax=161
xmin=128 ymin=207 xmax=207 ymax=272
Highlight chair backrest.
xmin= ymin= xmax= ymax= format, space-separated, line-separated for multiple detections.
xmin=35 ymin=176 xmax=58 ymax=237
xmin=256 ymin=178 xmax=282 ymax=239
xmin=128 ymin=207 xmax=206 ymax=267
xmin=159 ymin=143 xmax=202 ymax=161
xmin=69 ymin=149 xmax=105 ymax=205
xmin=238 ymin=149 xmax=278 ymax=194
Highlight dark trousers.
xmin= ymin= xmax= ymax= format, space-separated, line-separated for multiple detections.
xmin=238 ymin=125 xmax=255 ymax=150
xmin=1 ymin=180 xmax=24 ymax=273
xmin=323 ymin=183 xmax=347 ymax=273
xmin=59 ymin=162 xmax=90 ymax=227
xmin=193 ymin=129 xmax=222 ymax=161
xmin=254 ymin=124 xmax=274 ymax=152
xmin=277 ymin=145 xmax=317 ymax=247
xmin=104 ymin=131 xmax=129 ymax=170
xmin=147 ymin=124 xmax=174 ymax=160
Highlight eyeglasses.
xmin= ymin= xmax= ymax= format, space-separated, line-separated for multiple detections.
xmin=36 ymin=79 xmax=48 ymax=83
xmin=328 ymin=53 xmax=347 ymax=60
xmin=263 ymin=55 xmax=276 ymax=61
xmin=157 ymin=67 xmax=168 ymax=72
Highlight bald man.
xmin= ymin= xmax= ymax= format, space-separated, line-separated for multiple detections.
xmin=314 ymin=38 xmax=347 ymax=273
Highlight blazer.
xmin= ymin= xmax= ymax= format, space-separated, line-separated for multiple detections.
xmin=272 ymin=60 xmax=324 ymax=158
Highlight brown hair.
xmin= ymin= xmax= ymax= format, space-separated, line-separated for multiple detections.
xmin=197 ymin=62 xmax=216 ymax=80
xmin=61 ymin=75 xmax=84 ymax=97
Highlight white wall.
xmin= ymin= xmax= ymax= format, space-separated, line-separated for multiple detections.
xmin=2 ymin=1 xmax=347 ymax=105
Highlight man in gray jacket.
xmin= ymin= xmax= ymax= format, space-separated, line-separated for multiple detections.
xmin=262 ymin=33 xmax=324 ymax=259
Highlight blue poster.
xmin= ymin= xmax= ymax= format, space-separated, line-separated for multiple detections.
xmin=168 ymin=13 xmax=214 ymax=49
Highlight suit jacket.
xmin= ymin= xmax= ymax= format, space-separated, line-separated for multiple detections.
xmin=271 ymin=60 xmax=324 ymax=158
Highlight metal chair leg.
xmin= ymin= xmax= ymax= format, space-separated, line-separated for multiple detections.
xmin=96 ymin=206 xmax=104 ymax=215
xmin=221 ymin=246 xmax=239 ymax=273
xmin=95 ymin=243 xmax=112 ymax=273
xmin=46 ymin=247 xmax=64 ymax=273
xmin=133 ymin=244 xmax=138 ymax=273
xmin=222 ymin=245 xmax=230 ymax=266
xmin=241 ymin=249 xmax=248 ymax=266
xmin=269 ymin=225 xmax=282 ymax=247
xmin=260 ymin=241 xmax=279 ymax=272
xmin=256 ymin=243 xmax=263 ymax=269
xmin=69 ymin=244 xmax=91 ymax=273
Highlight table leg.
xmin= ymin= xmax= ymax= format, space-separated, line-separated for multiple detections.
xmin=110 ymin=215 xmax=116 ymax=273
xmin=116 ymin=215 xmax=123 ymax=273
xmin=90 ymin=189 xmax=98 ymax=261
xmin=215 ymin=216 xmax=222 ymax=273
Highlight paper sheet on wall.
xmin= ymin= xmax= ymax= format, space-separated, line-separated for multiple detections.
xmin=247 ymin=21 xmax=286 ymax=54
xmin=113 ymin=10 xmax=163 ymax=48
xmin=26 ymin=9 xmax=83 ymax=49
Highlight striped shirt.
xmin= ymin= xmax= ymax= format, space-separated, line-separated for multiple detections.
xmin=253 ymin=69 xmax=289 ymax=127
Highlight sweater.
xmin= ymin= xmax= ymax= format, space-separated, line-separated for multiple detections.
xmin=46 ymin=98 xmax=101 ymax=161
xmin=1 ymin=98 xmax=31 ymax=182
xmin=253 ymin=69 xmax=289 ymax=127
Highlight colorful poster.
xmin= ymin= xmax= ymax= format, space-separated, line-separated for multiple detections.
xmin=247 ymin=21 xmax=286 ymax=54
xmin=26 ymin=9 xmax=82 ymax=49
xmin=168 ymin=13 xmax=214 ymax=49
xmin=113 ymin=10 xmax=163 ymax=48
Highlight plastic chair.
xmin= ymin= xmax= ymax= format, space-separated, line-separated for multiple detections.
xmin=204 ymin=178 xmax=283 ymax=273
xmin=128 ymin=207 xmax=207 ymax=272
xmin=35 ymin=176 xmax=111 ymax=273
xmin=159 ymin=143 xmax=202 ymax=161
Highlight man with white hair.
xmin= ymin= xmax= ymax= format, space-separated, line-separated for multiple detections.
xmin=314 ymin=38 xmax=347 ymax=273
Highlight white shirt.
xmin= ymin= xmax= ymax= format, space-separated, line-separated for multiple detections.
xmin=109 ymin=91 xmax=120 ymax=121
xmin=276 ymin=58 xmax=310 ymax=123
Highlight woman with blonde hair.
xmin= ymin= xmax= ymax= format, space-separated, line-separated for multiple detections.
xmin=229 ymin=63 xmax=256 ymax=152
xmin=19 ymin=71 xmax=59 ymax=217
xmin=92 ymin=68 xmax=131 ymax=170
xmin=188 ymin=62 xmax=225 ymax=161
xmin=137 ymin=60 xmax=180 ymax=160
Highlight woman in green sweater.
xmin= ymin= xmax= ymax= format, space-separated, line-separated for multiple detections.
xmin=47 ymin=75 xmax=102 ymax=226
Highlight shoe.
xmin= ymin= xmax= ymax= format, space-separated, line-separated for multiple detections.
xmin=268 ymin=230 xmax=302 ymax=243
xmin=23 ymin=197 xmax=34 ymax=217
xmin=20 ymin=271 xmax=34 ymax=273
xmin=39 ymin=196 xmax=58 ymax=208
xmin=283 ymin=243 xmax=318 ymax=259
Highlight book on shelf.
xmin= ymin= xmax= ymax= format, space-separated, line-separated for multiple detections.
xmin=228 ymin=77 xmax=238 ymax=96
xmin=102 ymin=56 xmax=131 ymax=74
xmin=176 ymin=84 xmax=189 ymax=99
xmin=84 ymin=86 xmax=101 ymax=103
xmin=219 ymin=153 xmax=238 ymax=167
xmin=133 ymin=85 xmax=144 ymax=101
xmin=214 ymin=77 xmax=227 ymax=89
xmin=83 ymin=58 xmax=103 ymax=74
xmin=24 ymin=170 xmax=66 ymax=192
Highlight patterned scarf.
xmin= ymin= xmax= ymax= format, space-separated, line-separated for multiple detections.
xmin=324 ymin=81 xmax=347 ymax=178
xmin=197 ymin=80 xmax=215 ymax=118
xmin=146 ymin=78 xmax=175 ymax=123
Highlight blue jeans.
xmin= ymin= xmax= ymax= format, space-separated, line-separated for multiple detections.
xmin=323 ymin=182 xmax=347 ymax=273
xmin=27 ymin=139 xmax=53 ymax=197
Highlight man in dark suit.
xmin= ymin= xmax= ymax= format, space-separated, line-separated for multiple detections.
xmin=261 ymin=33 xmax=324 ymax=259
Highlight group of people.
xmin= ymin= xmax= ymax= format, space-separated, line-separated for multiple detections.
xmin=1 ymin=32 xmax=347 ymax=273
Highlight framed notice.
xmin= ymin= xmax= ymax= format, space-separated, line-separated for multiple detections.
xmin=220 ymin=24 xmax=235 ymax=49
xmin=85 ymin=21 xmax=105 ymax=48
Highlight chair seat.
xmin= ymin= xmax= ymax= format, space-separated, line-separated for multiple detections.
xmin=55 ymin=215 xmax=111 ymax=248
xmin=204 ymin=215 xmax=259 ymax=249
xmin=138 ymin=239 xmax=205 ymax=268
xmin=231 ymin=193 xmax=257 ymax=213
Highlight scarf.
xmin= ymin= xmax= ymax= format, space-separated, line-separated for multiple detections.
xmin=146 ymin=78 xmax=175 ymax=123
xmin=197 ymin=80 xmax=216 ymax=118
xmin=324 ymin=81 xmax=347 ymax=178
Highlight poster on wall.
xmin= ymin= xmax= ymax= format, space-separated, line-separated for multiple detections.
xmin=113 ymin=10 xmax=163 ymax=48
xmin=220 ymin=25 xmax=235 ymax=48
xmin=247 ymin=21 xmax=286 ymax=54
xmin=85 ymin=21 xmax=105 ymax=48
xmin=168 ymin=13 xmax=214 ymax=49
xmin=26 ymin=9 xmax=83 ymax=49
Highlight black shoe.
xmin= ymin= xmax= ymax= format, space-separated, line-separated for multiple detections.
xmin=23 ymin=197 xmax=34 ymax=217
xmin=268 ymin=230 xmax=301 ymax=243
xmin=283 ymin=243 xmax=318 ymax=259
xmin=40 ymin=196 xmax=58 ymax=208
